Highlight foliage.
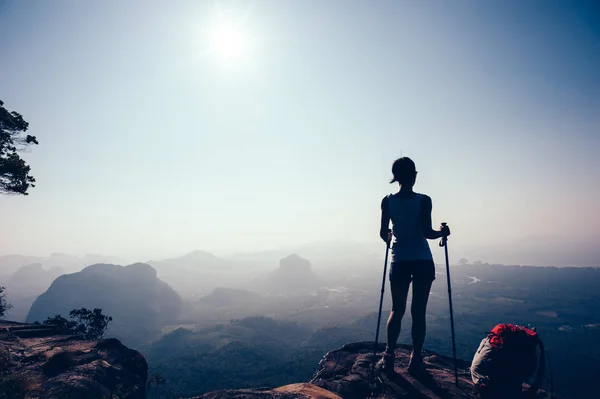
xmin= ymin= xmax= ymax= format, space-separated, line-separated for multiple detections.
xmin=143 ymin=317 xmax=331 ymax=397
xmin=0 ymin=100 xmax=38 ymax=195
xmin=70 ymin=308 xmax=113 ymax=340
xmin=148 ymin=373 xmax=167 ymax=387
xmin=43 ymin=315 xmax=85 ymax=336
xmin=148 ymin=373 xmax=167 ymax=398
xmin=0 ymin=286 xmax=13 ymax=319
xmin=42 ymin=308 xmax=113 ymax=340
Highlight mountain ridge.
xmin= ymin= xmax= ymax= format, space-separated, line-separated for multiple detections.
xmin=25 ymin=262 xmax=182 ymax=346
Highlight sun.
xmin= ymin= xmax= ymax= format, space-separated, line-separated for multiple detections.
xmin=208 ymin=21 xmax=249 ymax=65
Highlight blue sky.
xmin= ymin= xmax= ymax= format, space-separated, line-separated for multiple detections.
xmin=0 ymin=0 xmax=598 ymax=265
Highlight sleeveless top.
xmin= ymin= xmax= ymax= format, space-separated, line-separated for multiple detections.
xmin=388 ymin=193 xmax=433 ymax=261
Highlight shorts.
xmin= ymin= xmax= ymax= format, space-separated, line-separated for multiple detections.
xmin=389 ymin=259 xmax=436 ymax=284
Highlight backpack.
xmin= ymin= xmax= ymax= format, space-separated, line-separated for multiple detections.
xmin=471 ymin=324 xmax=545 ymax=397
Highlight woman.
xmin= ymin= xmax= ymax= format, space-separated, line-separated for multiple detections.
xmin=377 ymin=157 xmax=450 ymax=374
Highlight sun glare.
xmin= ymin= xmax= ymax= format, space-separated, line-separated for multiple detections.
xmin=208 ymin=22 xmax=249 ymax=65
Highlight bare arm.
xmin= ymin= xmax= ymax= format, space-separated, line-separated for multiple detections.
xmin=420 ymin=195 xmax=444 ymax=240
xmin=380 ymin=196 xmax=391 ymax=243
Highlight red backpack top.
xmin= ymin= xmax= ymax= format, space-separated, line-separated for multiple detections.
xmin=487 ymin=323 xmax=545 ymax=393
xmin=489 ymin=323 xmax=539 ymax=349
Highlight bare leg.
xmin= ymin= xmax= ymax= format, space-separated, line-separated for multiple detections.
xmin=410 ymin=279 xmax=433 ymax=358
xmin=386 ymin=278 xmax=411 ymax=352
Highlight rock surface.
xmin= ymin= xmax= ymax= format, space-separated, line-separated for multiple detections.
xmin=194 ymin=342 xmax=555 ymax=399
xmin=0 ymin=321 xmax=147 ymax=399
xmin=196 ymin=383 xmax=342 ymax=399
xmin=310 ymin=342 xmax=477 ymax=398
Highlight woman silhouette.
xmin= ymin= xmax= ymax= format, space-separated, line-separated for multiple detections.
xmin=377 ymin=157 xmax=450 ymax=374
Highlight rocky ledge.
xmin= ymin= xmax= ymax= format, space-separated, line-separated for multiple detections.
xmin=194 ymin=342 xmax=555 ymax=399
xmin=0 ymin=322 xmax=555 ymax=399
xmin=0 ymin=321 xmax=147 ymax=399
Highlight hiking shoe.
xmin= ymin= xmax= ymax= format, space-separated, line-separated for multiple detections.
xmin=408 ymin=355 xmax=427 ymax=376
xmin=376 ymin=351 xmax=395 ymax=373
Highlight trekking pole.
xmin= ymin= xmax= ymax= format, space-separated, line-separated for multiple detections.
xmin=373 ymin=240 xmax=391 ymax=359
xmin=439 ymin=222 xmax=458 ymax=386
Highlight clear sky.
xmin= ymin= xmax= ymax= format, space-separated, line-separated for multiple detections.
xmin=0 ymin=0 xmax=598 ymax=265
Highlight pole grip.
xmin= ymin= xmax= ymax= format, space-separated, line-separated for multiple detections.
xmin=439 ymin=222 xmax=448 ymax=247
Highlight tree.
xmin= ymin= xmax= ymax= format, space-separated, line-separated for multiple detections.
xmin=0 ymin=100 xmax=38 ymax=195
xmin=148 ymin=373 xmax=166 ymax=398
xmin=0 ymin=287 xmax=13 ymax=319
xmin=42 ymin=308 xmax=112 ymax=339
xmin=70 ymin=308 xmax=113 ymax=339
xmin=43 ymin=314 xmax=85 ymax=335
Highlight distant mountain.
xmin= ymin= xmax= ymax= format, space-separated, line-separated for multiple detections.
xmin=183 ymin=286 xmax=304 ymax=323
xmin=226 ymin=237 xmax=599 ymax=269
xmin=146 ymin=245 xmax=380 ymax=298
xmin=43 ymin=253 xmax=84 ymax=271
xmin=195 ymin=287 xmax=265 ymax=307
xmin=251 ymin=254 xmax=325 ymax=295
xmin=148 ymin=251 xmax=267 ymax=298
xmin=0 ymin=253 xmax=126 ymax=278
xmin=26 ymin=262 xmax=182 ymax=346
xmin=228 ymin=240 xmax=382 ymax=267
xmin=42 ymin=253 xmax=127 ymax=274
xmin=0 ymin=255 xmax=45 ymax=277
xmin=8 ymin=263 xmax=64 ymax=291
xmin=150 ymin=250 xmax=222 ymax=271
xmin=1 ymin=263 xmax=65 ymax=321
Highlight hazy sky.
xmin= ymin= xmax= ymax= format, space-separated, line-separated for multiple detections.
xmin=0 ymin=0 xmax=598 ymax=264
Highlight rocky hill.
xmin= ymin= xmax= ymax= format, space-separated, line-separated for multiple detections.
xmin=0 ymin=321 xmax=147 ymax=399
xmin=252 ymin=254 xmax=325 ymax=295
xmin=25 ymin=262 xmax=182 ymax=346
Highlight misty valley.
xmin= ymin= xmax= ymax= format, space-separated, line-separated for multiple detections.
xmin=1 ymin=249 xmax=598 ymax=399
